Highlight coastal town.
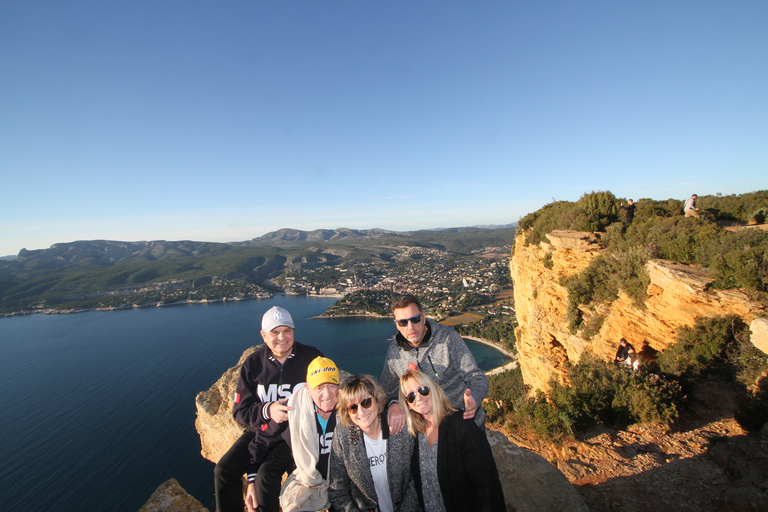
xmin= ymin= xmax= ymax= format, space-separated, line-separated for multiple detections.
xmin=274 ymin=245 xmax=514 ymax=318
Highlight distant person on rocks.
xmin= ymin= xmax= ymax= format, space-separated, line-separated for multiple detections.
xmin=276 ymin=356 xmax=340 ymax=512
xmin=619 ymin=199 xmax=635 ymax=224
xmin=684 ymin=194 xmax=701 ymax=218
xmin=214 ymin=306 xmax=323 ymax=512
xmin=380 ymin=294 xmax=489 ymax=434
xmin=614 ymin=338 xmax=635 ymax=367
xmin=399 ymin=369 xmax=507 ymax=512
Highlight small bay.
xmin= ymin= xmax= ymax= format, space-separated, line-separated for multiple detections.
xmin=0 ymin=295 xmax=509 ymax=511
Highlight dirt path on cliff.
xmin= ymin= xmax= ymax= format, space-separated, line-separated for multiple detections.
xmin=719 ymin=219 xmax=768 ymax=233
xmin=493 ymin=374 xmax=768 ymax=511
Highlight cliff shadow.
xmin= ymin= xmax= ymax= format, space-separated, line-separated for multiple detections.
xmin=573 ymin=432 xmax=768 ymax=512
xmin=670 ymin=374 xmax=750 ymax=434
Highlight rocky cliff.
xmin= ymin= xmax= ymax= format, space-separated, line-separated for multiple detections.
xmin=193 ymin=346 xmax=589 ymax=512
xmin=510 ymin=229 xmax=768 ymax=394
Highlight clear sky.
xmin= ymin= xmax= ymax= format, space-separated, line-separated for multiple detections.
xmin=1 ymin=1 xmax=766 ymax=256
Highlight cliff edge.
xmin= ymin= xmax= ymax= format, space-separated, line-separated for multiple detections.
xmin=510 ymin=229 xmax=767 ymax=394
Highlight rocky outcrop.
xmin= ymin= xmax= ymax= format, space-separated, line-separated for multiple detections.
xmin=138 ymin=478 xmax=208 ymax=512
xmin=511 ymin=230 xmax=767 ymax=394
xmin=486 ymin=429 xmax=589 ymax=511
xmin=195 ymin=346 xmax=257 ymax=463
xmin=194 ymin=347 xmax=589 ymax=511
xmin=752 ymin=317 xmax=768 ymax=355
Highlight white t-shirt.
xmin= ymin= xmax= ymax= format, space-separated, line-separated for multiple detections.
xmin=363 ymin=431 xmax=393 ymax=512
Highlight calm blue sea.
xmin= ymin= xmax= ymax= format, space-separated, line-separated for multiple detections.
xmin=0 ymin=295 xmax=508 ymax=512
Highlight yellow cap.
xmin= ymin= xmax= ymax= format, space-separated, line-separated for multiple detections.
xmin=306 ymin=356 xmax=339 ymax=388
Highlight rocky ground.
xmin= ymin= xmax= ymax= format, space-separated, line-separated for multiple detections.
xmin=493 ymin=375 xmax=768 ymax=512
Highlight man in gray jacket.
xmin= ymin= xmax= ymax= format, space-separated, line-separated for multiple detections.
xmin=380 ymin=294 xmax=489 ymax=433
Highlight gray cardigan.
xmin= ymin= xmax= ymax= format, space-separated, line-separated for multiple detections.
xmin=380 ymin=319 xmax=489 ymax=426
xmin=328 ymin=412 xmax=421 ymax=512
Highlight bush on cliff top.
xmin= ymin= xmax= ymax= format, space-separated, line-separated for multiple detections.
xmin=518 ymin=190 xmax=768 ymax=336
xmin=657 ymin=315 xmax=766 ymax=386
xmin=518 ymin=191 xmax=620 ymax=246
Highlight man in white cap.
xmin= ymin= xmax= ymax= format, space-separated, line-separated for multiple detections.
xmin=214 ymin=306 xmax=323 ymax=512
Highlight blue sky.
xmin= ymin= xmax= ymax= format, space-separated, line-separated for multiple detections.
xmin=1 ymin=1 xmax=766 ymax=256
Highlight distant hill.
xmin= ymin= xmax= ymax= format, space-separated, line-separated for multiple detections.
xmin=233 ymin=224 xmax=518 ymax=251
xmin=233 ymin=227 xmax=407 ymax=247
xmin=0 ymin=224 xmax=517 ymax=315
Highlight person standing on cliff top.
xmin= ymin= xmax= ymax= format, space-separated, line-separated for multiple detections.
xmin=380 ymin=294 xmax=489 ymax=434
xmin=619 ymin=198 xmax=635 ymax=224
xmin=684 ymin=194 xmax=701 ymax=218
xmin=214 ymin=306 xmax=323 ymax=512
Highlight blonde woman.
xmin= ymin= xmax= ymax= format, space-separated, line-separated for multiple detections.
xmin=399 ymin=369 xmax=507 ymax=512
xmin=329 ymin=374 xmax=420 ymax=512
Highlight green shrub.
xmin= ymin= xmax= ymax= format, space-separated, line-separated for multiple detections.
xmin=657 ymin=316 xmax=753 ymax=380
xmin=543 ymin=251 xmax=553 ymax=269
xmin=611 ymin=372 xmax=685 ymax=425
xmin=505 ymin=391 xmax=573 ymax=443
xmin=491 ymin=353 xmax=686 ymax=443
xmin=576 ymin=190 xmax=621 ymax=231
xmin=549 ymin=353 xmax=684 ymax=429
xmin=581 ymin=312 xmax=606 ymax=339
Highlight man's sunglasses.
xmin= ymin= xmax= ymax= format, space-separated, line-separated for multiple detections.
xmin=406 ymin=386 xmax=430 ymax=403
xmin=346 ymin=397 xmax=374 ymax=414
xmin=395 ymin=315 xmax=422 ymax=327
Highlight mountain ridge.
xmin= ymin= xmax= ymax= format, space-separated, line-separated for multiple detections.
xmin=0 ymin=225 xmax=517 ymax=315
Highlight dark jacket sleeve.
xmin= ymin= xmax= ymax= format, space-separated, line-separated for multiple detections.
xmin=328 ymin=424 xmax=365 ymax=512
xmin=232 ymin=352 xmax=270 ymax=429
xmin=439 ymin=412 xmax=507 ymax=512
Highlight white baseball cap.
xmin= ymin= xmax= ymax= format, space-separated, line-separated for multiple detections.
xmin=261 ymin=306 xmax=295 ymax=332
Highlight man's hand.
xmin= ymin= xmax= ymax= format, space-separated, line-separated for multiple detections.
xmin=245 ymin=482 xmax=258 ymax=512
xmin=387 ymin=401 xmax=406 ymax=434
xmin=463 ymin=389 xmax=477 ymax=420
xmin=269 ymin=398 xmax=290 ymax=423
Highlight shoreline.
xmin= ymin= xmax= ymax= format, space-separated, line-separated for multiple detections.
xmin=0 ymin=292 xmax=351 ymax=318
xmin=313 ymin=312 xmax=388 ymax=319
xmin=461 ymin=335 xmax=519 ymax=375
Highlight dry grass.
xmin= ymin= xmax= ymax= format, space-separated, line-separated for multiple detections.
xmin=440 ymin=312 xmax=484 ymax=326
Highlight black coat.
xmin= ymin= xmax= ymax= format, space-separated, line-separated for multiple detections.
xmin=412 ymin=411 xmax=507 ymax=512
xmin=620 ymin=203 xmax=635 ymax=223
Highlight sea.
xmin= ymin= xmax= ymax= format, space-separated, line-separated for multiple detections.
xmin=0 ymin=295 xmax=509 ymax=511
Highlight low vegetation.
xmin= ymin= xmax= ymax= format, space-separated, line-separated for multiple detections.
xmin=487 ymin=315 xmax=768 ymax=443
xmin=518 ymin=190 xmax=768 ymax=335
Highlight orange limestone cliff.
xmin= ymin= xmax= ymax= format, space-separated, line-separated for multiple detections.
xmin=510 ymin=230 xmax=767 ymax=394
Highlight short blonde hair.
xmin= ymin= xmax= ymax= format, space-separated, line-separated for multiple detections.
xmin=399 ymin=369 xmax=456 ymax=437
xmin=336 ymin=374 xmax=386 ymax=427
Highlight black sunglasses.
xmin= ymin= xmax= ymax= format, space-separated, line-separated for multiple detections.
xmin=395 ymin=315 xmax=422 ymax=327
xmin=406 ymin=386 xmax=430 ymax=403
xmin=347 ymin=396 xmax=374 ymax=414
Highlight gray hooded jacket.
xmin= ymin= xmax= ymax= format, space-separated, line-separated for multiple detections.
xmin=380 ymin=319 xmax=489 ymax=426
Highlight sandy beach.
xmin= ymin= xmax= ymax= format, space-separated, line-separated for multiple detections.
xmin=462 ymin=335 xmax=519 ymax=375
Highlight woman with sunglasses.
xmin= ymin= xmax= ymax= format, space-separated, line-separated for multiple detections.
xmin=328 ymin=374 xmax=421 ymax=512
xmin=399 ymin=369 xmax=507 ymax=512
